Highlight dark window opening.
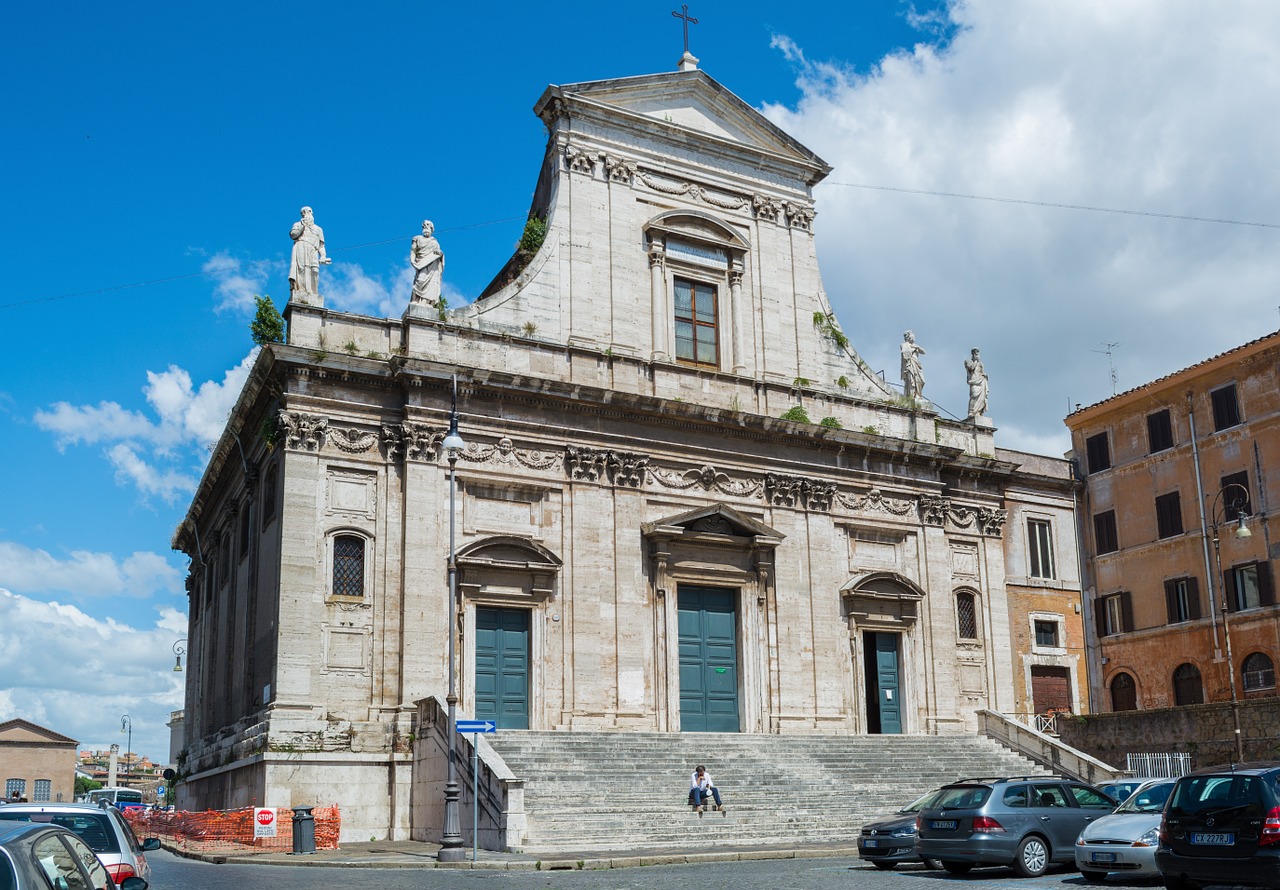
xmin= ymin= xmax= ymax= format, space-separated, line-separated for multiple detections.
xmin=1164 ymin=577 xmax=1201 ymax=624
xmin=1147 ymin=409 xmax=1174 ymax=453
xmin=333 ymin=535 xmax=365 ymax=597
xmin=1156 ymin=491 xmax=1184 ymax=539
xmin=1096 ymin=591 xmax=1133 ymax=637
xmin=956 ymin=592 xmax=978 ymax=640
xmin=1086 ymin=432 xmax=1111 ymax=474
xmin=1110 ymin=672 xmax=1137 ymax=711
xmin=1220 ymin=471 xmax=1252 ymax=517
xmin=1094 ymin=510 xmax=1119 ymax=554
xmin=1225 ymin=561 xmax=1274 ymax=611
xmin=1028 ymin=519 xmax=1054 ymax=579
xmin=1211 ymin=384 xmax=1241 ymax=431
xmin=1034 ymin=620 xmax=1060 ymax=648
xmin=1173 ymin=662 xmax=1204 ymax=705
xmin=262 ymin=463 xmax=278 ymax=527
xmin=1243 ymin=652 xmax=1276 ymax=691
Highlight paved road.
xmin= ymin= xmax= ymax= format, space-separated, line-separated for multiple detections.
xmin=147 ymin=851 xmax=1123 ymax=890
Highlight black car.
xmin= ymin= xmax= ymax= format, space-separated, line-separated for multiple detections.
xmin=858 ymin=789 xmax=945 ymax=869
xmin=0 ymin=819 xmax=149 ymax=889
xmin=915 ymin=775 xmax=1117 ymax=877
xmin=1156 ymin=761 xmax=1280 ymax=890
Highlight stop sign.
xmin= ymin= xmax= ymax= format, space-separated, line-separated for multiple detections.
xmin=256 ymin=810 xmax=274 ymax=826
xmin=253 ymin=807 xmax=277 ymax=837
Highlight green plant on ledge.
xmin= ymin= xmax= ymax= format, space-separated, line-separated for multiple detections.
xmin=344 ymin=340 xmax=358 ymax=355
xmin=819 ymin=416 xmax=842 ymax=429
xmin=862 ymin=425 xmax=879 ymax=435
xmin=793 ymin=376 xmax=811 ymax=388
xmin=437 ymin=295 xmax=449 ymax=321
xmin=780 ymin=405 xmax=811 ymax=423
xmin=836 ymin=375 xmax=850 ymax=389
xmin=522 ymin=321 xmax=538 ymax=337
xmin=250 ymin=294 xmax=285 ymax=346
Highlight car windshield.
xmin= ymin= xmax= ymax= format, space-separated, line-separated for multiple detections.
xmin=933 ymin=786 xmax=991 ymax=809
xmin=1117 ymin=781 xmax=1174 ymax=813
xmin=1168 ymin=775 xmax=1265 ymax=818
xmin=901 ymin=789 xmax=945 ymax=813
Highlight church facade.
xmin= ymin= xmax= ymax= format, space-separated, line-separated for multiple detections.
xmin=173 ymin=63 xmax=1083 ymax=840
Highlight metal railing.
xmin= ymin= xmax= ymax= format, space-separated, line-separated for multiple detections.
xmin=1125 ymin=752 xmax=1192 ymax=778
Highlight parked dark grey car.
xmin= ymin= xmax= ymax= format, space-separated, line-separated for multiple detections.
xmin=0 ymin=819 xmax=149 ymax=889
xmin=915 ymin=775 xmax=1117 ymax=877
xmin=1156 ymin=761 xmax=1280 ymax=890
xmin=858 ymin=789 xmax=945 ymax=869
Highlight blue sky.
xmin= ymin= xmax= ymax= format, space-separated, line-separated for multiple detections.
xmin=5 ymin=1 xmax=1280 ymax=762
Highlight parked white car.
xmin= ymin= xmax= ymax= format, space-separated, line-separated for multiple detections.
xmin=1075 ymin=778 xmax=1176 ymax=882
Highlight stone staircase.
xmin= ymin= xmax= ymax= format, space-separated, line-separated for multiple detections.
xmin=484 ymin=732 xmax=1048 ymax=854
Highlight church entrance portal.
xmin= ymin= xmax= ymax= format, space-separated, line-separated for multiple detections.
xmin=677 ymin=586 xmax=740 ymax=732
xmin=863 ymin=632 xmax=902 ymax=734
xmin=475 ymin=607 xmax=530 ymax=730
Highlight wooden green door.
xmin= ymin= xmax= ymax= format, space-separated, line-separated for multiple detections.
xmin=863 ymin=632 xmax=902 ymax=734
xmin=678 ymin=586 xmax=739 ymax=732
xmin=474 ymin=607 xmax=529 ymax=729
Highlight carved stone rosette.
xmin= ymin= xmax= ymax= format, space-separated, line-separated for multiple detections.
xmin=277 ymin=410 xmax=328 ymax=452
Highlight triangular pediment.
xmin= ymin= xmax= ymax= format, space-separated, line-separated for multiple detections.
xmin=643 ymin=503 xmax=783 ymax=542
xmin=536 ymin=70 xmax=830 ymax=182
xmin=0 ymin=718 xmax=78 ymax=746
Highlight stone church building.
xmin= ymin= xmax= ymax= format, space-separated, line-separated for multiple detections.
xmin=173 ymin=60 xmax=1083 ymax=840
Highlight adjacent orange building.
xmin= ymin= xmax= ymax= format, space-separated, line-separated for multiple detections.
xmin=1066 ymin=331 xmax=1280 ymax=714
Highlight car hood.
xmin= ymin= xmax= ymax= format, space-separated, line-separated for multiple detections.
xmin=862 ymin=813 xmax=918 ymax=833
xmin=1079 ymin=812 xmax=1161 ymax=842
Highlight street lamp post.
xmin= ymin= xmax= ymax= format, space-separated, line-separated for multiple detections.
xmin=1209 ymin=482 xmax=1252 ymax=763
xmin=438 ymin=376 xmax=466 ymax=862
xmin=119 ymin=715 xmax=132 ymax=788
xmin=173 ymin=638 xmax=188 ymax=672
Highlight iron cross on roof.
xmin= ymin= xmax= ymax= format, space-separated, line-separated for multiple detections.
xmin=672 ymin=4 xmax=699 ymax=55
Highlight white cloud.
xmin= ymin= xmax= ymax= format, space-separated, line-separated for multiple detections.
xmin=0 ymin=589 xmax=186 ymax=760
xmin=325 ymin=261 xmax=411 ymax=318
xmin=0 ymin=542 xmax=182 ymax=598
xmin=34 ymin=351 xmax=256 ymax=501
xmin=764 ymin=1 xmax=1280 ymax=454
xmin=204 ymin=252 xmax=276 ymax=314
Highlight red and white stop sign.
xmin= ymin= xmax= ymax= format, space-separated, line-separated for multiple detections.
xmin=253 ymin=807 xmax=277 ymax=837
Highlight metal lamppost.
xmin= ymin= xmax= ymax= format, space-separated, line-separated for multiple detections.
xmin=1209 ymin=482 xmax=1251 ymax=763
xmin=119 ymin=715 xmax=132 ymax=787
xmin=438 ymin=376 xmax=466 ymax=862
xmin=172 ymin=638 xmax=188 ymax=672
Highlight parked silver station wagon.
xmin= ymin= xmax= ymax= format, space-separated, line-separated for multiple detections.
xmin=915 ymin=776 xmax=1118 ymax=877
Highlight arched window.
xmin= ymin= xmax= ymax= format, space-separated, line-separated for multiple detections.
xmin=238 ymin=503 xmax=252 ymax=559
xmin=956 ymin=591 xmax=978 ymax=641
xmin=1242 ymin=652 xmax=1276 ymax=691
xmin=1173 ymin=663 xmax=1204 ymax=706
xmin=1110 ymin=672 xmax=1137 ymax=711
xmin=332 ymin=534 xmax=366 ymax=598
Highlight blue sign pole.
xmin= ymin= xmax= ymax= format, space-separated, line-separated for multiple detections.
xmin=455 ymin=720 xmax=496 ymax=861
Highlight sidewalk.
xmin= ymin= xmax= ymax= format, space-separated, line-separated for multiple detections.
xmin=167 ymin=839 xmax=863 ymax=870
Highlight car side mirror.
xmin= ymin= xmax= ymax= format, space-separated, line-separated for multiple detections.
xmin=141 ymin=838 xmax=161 ymax=851
xmin=120 ymin=877 xmax=149 ymax=890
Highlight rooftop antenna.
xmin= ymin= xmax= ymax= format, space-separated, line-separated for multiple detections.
xmin=1092 ymin=341 xmax=1120 ymax=395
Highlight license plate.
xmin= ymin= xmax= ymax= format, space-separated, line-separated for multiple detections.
xmin=1190 ymin=833 xmax=1233 ymax=846
xmin=1091 ymin=852 xmax=1116 ymax=863
xmin=931 ymin=820 xmax=957 ymax=830
xmin=863 ymin=839 xmax=878 ymax=848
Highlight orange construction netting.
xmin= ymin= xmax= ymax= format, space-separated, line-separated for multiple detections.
xmin=123 ymin=806 xmax=341 ymax=854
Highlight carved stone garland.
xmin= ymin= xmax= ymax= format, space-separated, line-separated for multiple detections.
xmin=460 ymin=436 xmax=562 ymax=471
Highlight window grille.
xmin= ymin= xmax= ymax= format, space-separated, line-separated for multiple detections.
xmin=333 ymin=535 xmax=365 ymax=597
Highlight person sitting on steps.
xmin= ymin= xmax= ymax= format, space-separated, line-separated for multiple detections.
xmin=690 ymin=764 xmax=726 ymax=816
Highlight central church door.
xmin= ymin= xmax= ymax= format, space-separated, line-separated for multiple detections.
xmin=475 ymin=607 xmax=529 ymax=729
xmin=864 ymin=632 xmax=902 ymax=734
xmin=677 ymin=586 xmax=739 ymax=732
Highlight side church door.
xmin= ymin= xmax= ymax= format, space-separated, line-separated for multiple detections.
xmin=677 ymin=586 xmax=740 ymax=732
xmin=474 ymin=607 xmax=530 ymax=729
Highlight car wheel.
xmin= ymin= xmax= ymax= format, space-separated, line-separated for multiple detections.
xmin=1012 ymin=835 xmax=1049 ymax=878
xmin=942 ymin=861 xmax=974 ymax=875
xmin=922 ymin=858 xmax=943 ymax=870
xmin=1162 ymin=876 xmax=1200 ymax=890
xmin=1080 ymin=869 xmax=1107 ymax=883
xmin=871 ymin=861 xmax=896 ymax=870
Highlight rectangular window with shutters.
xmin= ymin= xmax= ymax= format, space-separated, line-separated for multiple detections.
xmin=1220 ymin=471 xmax=1252 ymax=517
xmin=1155 ymin=491 xmax=1183 ymax=538
xmin=1097 ymin=591 xmax=1132 ymax=636
xmin=1027 ymin=519 xmax=1055 ymax=579
xmin=1094 ymin=510 xmax=1119 ymax=554
xmin=1164 ymin=577 xmax=1200 ymax=624
xmin=1211 ymin=383 xmax=1241 ymax=431
xmin=673 ymin=277 xmax=719 ymax=368
xmin=1147 ymin=409 xmax=1174 ymax=453
xmin=1085 ymin=432 xmax=1111 ymax=474
xmin=1225 ymin=562 xmax=1275 ymax=611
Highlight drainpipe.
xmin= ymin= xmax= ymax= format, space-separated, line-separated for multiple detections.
xmin=1070 ymin=460 xmax=1097 ymax=714
xmin=1188 ymin=393 xmax=1222 ymax=652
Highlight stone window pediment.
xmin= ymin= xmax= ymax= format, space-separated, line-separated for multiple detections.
xmin=457 ymin=535 xmax=562 ymax=603
xmin=642 ymin=503 xmax=782 ymax=548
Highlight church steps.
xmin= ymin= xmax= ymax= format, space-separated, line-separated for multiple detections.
xmin=484 ymin=731 xmax=1047 ymax=854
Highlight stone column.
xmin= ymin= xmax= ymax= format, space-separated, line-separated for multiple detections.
xmin=649 ymin=240 xmax=667 ymax=361
xmin=729 ymin=261 xmax=746 ymax=375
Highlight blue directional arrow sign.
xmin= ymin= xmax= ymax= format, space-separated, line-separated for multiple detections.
xmin=456 ymin=719 xmax=496 ymax=734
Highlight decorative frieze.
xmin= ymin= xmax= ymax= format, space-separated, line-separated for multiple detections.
xmin=635 ymin=170 xmax=750 ymax=211
xmin=607 ymin=451 xmax=650 ymax=488
xmin=565 ymin=445 xmax=608 ymax=482
xmin=604 ymin=154 xmax=637 ymax=184
xmin=918 ymin=495 xmax=1007 ymax=537
xmin=461 ymin=436 xmax=561 ymax=471
xmin=564 ymin=446 xmax=650 ymax=488
xmin=785 ymin=202 xmax=815 ymax=231
xmin=649 ymin=463 xmax=762 ymax=498
xmin=752 ymin=193 xmax=784 ymax=223
xmin=766 ymin=474 xmax=837 ymax=512
xmin=836 ymin=488 xmax=916 ymax=517
xmin=329 ymin=426 xmax=380 ymax=454
xmin=277 ymin=410 xmax=328 ymax=452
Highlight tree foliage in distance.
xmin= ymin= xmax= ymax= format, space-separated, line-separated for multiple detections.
xmin=75 ymin=776 xmax=102 ymax=796
xmin=251 ymin=295 xmax=285 ymax=346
